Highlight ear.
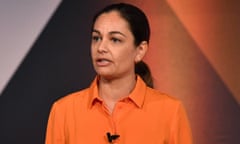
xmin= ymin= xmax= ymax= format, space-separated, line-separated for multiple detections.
xmin=135 ymin=41 xmax=148 ymax=63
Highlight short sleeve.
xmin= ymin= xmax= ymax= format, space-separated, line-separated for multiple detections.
xmin=169 ymin=102 xmax=193 ymax=144
xmin=45 ymin=102 xmax=65 ymax=144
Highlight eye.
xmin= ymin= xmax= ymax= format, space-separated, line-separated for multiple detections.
xmin=111 ymin=37 xmax=121 ymax=43
xmin=92 ymin=35 xmax=101 ymax=42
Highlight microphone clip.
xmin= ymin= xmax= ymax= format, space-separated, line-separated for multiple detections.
xmin=106 ymin=132 xmax=120 ymax=143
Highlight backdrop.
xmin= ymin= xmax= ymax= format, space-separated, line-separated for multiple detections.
xmin=0 ymin=0 xmax=239 ymax=144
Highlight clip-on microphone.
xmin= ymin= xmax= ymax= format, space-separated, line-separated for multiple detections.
xmin=106 ymin=132 xmax=120 ymax=143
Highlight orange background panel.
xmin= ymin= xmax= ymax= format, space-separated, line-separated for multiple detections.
xmin=116 ymin=0 xmax=240 ymax=144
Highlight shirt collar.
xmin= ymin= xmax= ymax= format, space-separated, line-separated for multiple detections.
xmin=88 ymin=75 xmax=147 ymax=109
xmin=88 ymin=76 xmax=101 ymax=108
xmin=128 ymin=75 xmax=147 ymax=108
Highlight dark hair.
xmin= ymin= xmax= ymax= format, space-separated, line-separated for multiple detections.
xmin=135 ymin=61 xmax=154 ymax=88
xmin=92 ymin=3 xmax=153 ymax=88
xmin=92 ymin=3 xmax=150 ymax=46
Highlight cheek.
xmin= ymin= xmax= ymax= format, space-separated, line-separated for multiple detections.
xmin=117 ymin=49 xmax=136 ymax=64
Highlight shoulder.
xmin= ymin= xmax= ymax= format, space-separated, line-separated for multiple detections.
xmin=144 ymin=87 xmax=182 ymax=109
xmin=143 ymin=87 xmax=187 ymax=119
xmin=52 ymin=88 xmax=90 ymax=109
xmin=146 ymin=87 xmax=180 ymax=102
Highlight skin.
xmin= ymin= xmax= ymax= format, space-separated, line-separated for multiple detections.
xmin=91 ymin=11 xmax=148 ymax=113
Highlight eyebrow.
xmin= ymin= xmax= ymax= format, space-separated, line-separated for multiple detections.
xmin=92 ymin=29 xmax=100 ymax=34
xmin=92 ymin=29 xmax=126 ymax=37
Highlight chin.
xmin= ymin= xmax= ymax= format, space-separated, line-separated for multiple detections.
xmin=98 ymin=73 xmax=112 ymax=77
xmin=96 ymin=72 xmax=115 ymax=80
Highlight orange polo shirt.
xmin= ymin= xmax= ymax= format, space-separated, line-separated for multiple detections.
xmin=45 ymin=76 xmax=192 ymax=144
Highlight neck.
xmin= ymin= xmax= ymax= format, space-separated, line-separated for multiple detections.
xmin=98 ymin=74 xmax=136 ymax=112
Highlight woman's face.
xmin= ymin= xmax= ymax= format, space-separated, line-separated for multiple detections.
xmin=91 ymin=11 xmax=145 ymax=79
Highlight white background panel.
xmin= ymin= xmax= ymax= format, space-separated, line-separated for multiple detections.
xmin=0 ymin=0 xmax=62 ymax=95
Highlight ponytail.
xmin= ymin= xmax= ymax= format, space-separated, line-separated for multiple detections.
xmin=135 ymin=61 xmax=154 ymax=88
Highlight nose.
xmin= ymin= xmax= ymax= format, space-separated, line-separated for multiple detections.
xmin=97 ymin=39 xmax=108 ymax=53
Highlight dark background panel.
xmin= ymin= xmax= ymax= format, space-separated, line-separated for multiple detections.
xmin=0 ymin=1 xmax=114 ymax=144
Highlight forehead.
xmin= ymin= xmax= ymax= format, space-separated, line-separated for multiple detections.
xmin=93 ymin=11 xmax=131 ymax=34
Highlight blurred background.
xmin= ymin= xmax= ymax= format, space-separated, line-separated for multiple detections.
xmin=0 ymin=0 xmax=239 ymax=143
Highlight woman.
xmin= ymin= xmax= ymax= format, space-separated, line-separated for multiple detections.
xmin=45 ymin=3 xmax=192 ymax=144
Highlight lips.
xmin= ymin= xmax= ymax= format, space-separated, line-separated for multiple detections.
xmin=95 ymin=58 xmax=112 ymax=66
